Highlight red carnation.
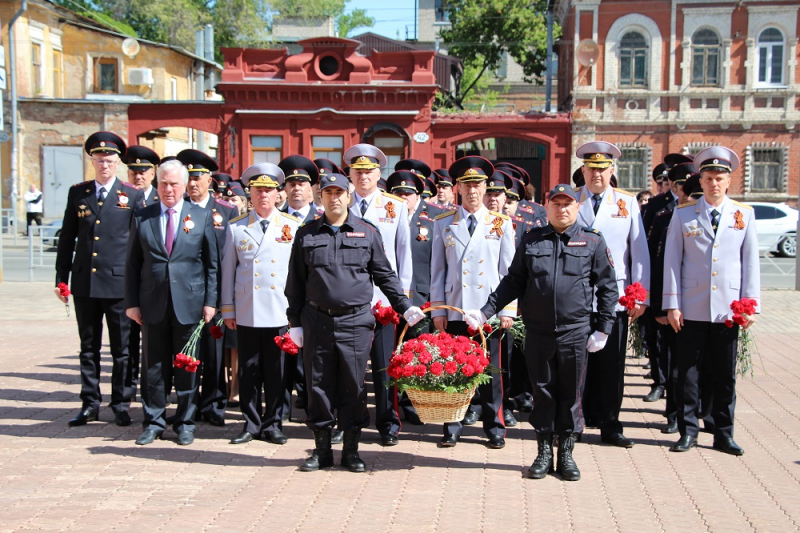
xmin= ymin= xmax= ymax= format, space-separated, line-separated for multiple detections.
xmin=483 ymin=323 xmax=493 ymax=334
xmin=467 ymin=326 xmax=477 ymax=337
xmin=387 ymin=363 xmax=402 ymax=379
xmin=725 ymin=319 xmax=734 ymax=328
xmin=57 ymin=282 xmax=71 ymax=298
xmin=461 ymin=364 xmax=475 ymax=377
xmin=418 ymin=351 xmax=433 ymax=364
xmin=429 ymin=362 xmax=444 ymax=376
xmin=401 ymin=365 xmax=415 ymax=378
xmin=274 ymin=332 xmax=299 ymax=355
xmin=733 ymin=314 xmax=747 ymax=326
xmin=210 ymin=325 xmax=224 ymax=339
xmin=454 ymin=352 xmax=467 ymax=364
xmin=421 ymin=302 xmax=431 ymax=310
xmin=444 ymin=361 xmax=458 ymax=375
xmin=414 ymin=364 xmax=427 ymax=377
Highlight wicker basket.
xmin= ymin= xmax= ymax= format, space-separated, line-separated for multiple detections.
xmin=397 ymin=304 xmax=486 ymax=424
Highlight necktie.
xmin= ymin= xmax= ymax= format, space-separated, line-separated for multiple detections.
xmin=98 ymin=188 xmax=106 ymax=205
xmin=292 ymin=211 xmax=301 ymax=219
xmin=711 ymin=209 xmax=720 ymax=235
xmin=165 ymin=208 xmax=175 ymax=256
xmin=260 ymin=219 xmax=269 ymax=234
xmin=592 ymin=194 xmax=602 ymax=215
xmin=360 ymin=199 xmax=368 ymax=216
xmin=467 ymin=214 xmax=477 ymax=236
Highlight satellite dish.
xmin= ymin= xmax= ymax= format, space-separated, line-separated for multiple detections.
xmin=576 ymin=39 xmax=600 ymax=67
xmin=121 ymin=38 xmax=140 ymax=59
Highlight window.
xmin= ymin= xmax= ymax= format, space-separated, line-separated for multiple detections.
xmin=619 ymin=31 xmax=648 ymax=87
xmin=171 ymin=77 xmax=178 ymax=100
xmin=753 ymin=205 xmax=780 ymax=220
xmin=750 ymin=148 xmax=782 ymax=192
xmin=312 ymin=136 xmax=343 ymax=166
xmin=93 ymin=58 xmax=118 ymax=93
xmin=691 ymin=29 xmax=721 ymax=87
xmin=757 ymin=28 xmax=784 ymax=86
xmin=52 ymin=49 xmax=62 ymax=98
xmin=31 ymin=42 xmax=43 ymax=94
xmin=435 ymin=0 xmax=449 ymax=22
xmin=616 ymin=147 xmax=648 ymax=190
xmin=372 ymin=136 xmax=405 ymax=178
xmin=251 ymin=136 xmax=282 ymax=164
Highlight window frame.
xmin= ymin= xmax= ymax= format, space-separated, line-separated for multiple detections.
xmin=618 ymin=31 xmax=649 ymax=88
xmin=31 ymin=42 xmax=44 ymax=94
xmin=93 ymin=57 xmax=119 ymax=94
xmin=250 ymin=135 xmax=283 ymax=165
xmin=434 ymin=0 xmax=450 ymax=23
xmin=749 ymin=147 xmax=783 ymax=193
xmin=616 ymin=146 xmax=649 ymax=191
xmin=52 ymin=49 xmax=63 ymax=98
xmin=312 ymin=136 xmax=344 ymax=167
xmin=756 ymin=28 xmax=785 ymax=87
xmin=690 ymin=28 xmax=722 ymax=87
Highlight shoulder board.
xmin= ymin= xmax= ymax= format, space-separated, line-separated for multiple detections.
xmin=655 ymin=208 xmax=671 ymax=218
xmin=677 ymin=199 xmax=698 ymax=209
xmin=731 ymin=200 xmax=752 ymax=210
xmin=511 ymin=215 xmax=524 ymax=222
xmin=584 ymin=226 xmax=601 ymax=235
xmin=216 ymin=199 xmax=234 ymax=208
xmin=354 ymin=216 xmax=379 ymax=231
xmin=574 ymin=187 xmax=582 ymax=193
xmin=382 ymin=192 xmax=405 ymax=202
xmin=613 ymin=188 xmax=635 ymax=197
xmin=517 ymin=205 xmax=534 ymax=213
xmin=120 ymin=181 xmax=138 ymax=189
xmin=435 ymin=210 xmax=456 ymax=220
xmin=230 ymin=212 xmax=248 ymax=224
xmin=280 ymin=211 xmax=301 ymax=223
xmin=489 ymin=210 xmax=510 ymax=221
xmin=72 ymin=180 xmax=92 ymax=188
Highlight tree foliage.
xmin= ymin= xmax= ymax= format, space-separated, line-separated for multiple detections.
xmin=336 ymin=8 xmax=375 ymax=38
xmin=439 ymin=0 xmax=559 ymax=106
xmin=270 ymin=0 xmax=345 ymax=18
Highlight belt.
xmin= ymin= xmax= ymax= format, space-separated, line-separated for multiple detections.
xmin=307 ymin=301 xmax=369 ymax=317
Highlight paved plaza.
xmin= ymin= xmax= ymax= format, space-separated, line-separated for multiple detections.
xmin=1 ymin=282 xmax=799 ymax=532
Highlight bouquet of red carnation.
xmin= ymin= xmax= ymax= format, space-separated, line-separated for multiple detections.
xmin=274 ymin=331 xmax=299 ymax=355
xmin=725 ymin=298 xmax=757 ymax=328
xmin=373 ymin=301 xmax=400 ymax=326
xmin=57 ymin=282 xmax=71 ymax=317
xmin=209 ymin=318 xmax=224 ymax=339
xmin=619 ymin=282 xmax=647 ymax=358
xmin=174 ymin=319 xmax=205 ymax=373
xmin=725 ymin=298 xmax=760 ymax=378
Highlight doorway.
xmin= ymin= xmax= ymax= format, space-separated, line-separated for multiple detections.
xmin=42 ymin=146 xmax=84 ymax=218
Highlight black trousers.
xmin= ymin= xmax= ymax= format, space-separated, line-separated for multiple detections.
xmin=644 ymin=309 xmax=666 ymax=388
xmin=72 ymin=295 xmax=131 ymax=413
xmin=370 ymin=320 xmax=401 ymax=435
xmin=199 ymin=313 xmax=228 ymax=417
xmin=302 ymin=306 xmax=374 ymax=432
xmin=140 ymin=301 xmax=199 ymax=433
xmin=282 ymin=346 xmax=307 ymax=419
xmin=676 ymin=320 xmax=739 ymax=439
xmin=129 ymin=320 xmax=141 ymax=399
xmin=26 ymin=212 xmax=42 ymax=234
xmin=526 ymin=324 xmax=591 ymax=435
xmin=443 ymin=320 xmax=505 ymax=438
xmin=237 ymin=325 xmax=286 ymax=435
xmin=659 ymin=322 xmax=678 ymax=424
xmin=582 ymin=311 xmax=629 ymax=436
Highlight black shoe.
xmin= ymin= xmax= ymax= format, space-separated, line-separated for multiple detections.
xmin=504 ymin=410 xmax=518 ymax=427
xmin=671 ymin=434 xmax=697 ymax=452
xmin=403 ymin=409 xmax=423 ymax=426
xmin=331 ymin=429 xmax=344 ymax=444
xmin=230 ymin=430 xmax=255 ymax=444
xmin=341 ymin=429 xmax=366 ymax=473
xmin=114 ymin=411 xmax=131 ymax=427
xmin=556 ymin=434 xmax=580 ymax=481
xmin=380 ymin=432 xmax=399 ymax=447
xmin=294 ymin=396 xmax=307 ymax=410
xmin=487 ymin=435 xmax=505 ymax=449
xmin=203 ymin=413 xmax=225 ymax=427
xmin=528 ymin=433 xmax=554 ymax=479
xmin=643 ymin=362 xmax=651 ymax=369
xmin=439 ymin=434 xmax=459 ymax=447
xmin=135 ymin=429 xmax=163 ymax=445
xmin=281 ymin=411 xmax=290 ymax=421
xmin=68 ymin=408 xmax=98 ymax=427
xmin=712 ymin=437 xmax=744 ymax=456
xmin=462 ymin=411 xmax=479 ymax=426
xmin=644 ymin=371 xmax=652 ymax=379
xmin=517 ymin=398 xmax=533 ymax=413
xmin=300 ymin=429 xmax=333 ymax=472
xmin=264 ymin=429 xmax=288 ymax=445
xmin=643 ymin=387 xmax=664 ymax=403
xmin=601 ymin=432 xmax=635 ymax=448
xmin=661 ymin=421 xmax=679 ymax=434
xmin=177 ymin=430 xmax=195 ymax=446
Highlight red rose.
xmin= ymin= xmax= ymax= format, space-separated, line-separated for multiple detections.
xmin=483 ymin=323 xmax=493 ymax=334
xmin=725 ymin=319 xmax=734 ymax=328
xmin=460 ymin=364 xmax=475 ymax=377
xmin=429 ymin=362 xmax=444 ymax=376
xmin=444 ymin=361 xmax=458 ymax=375
xmin=414 ymin=364 xmax=427 ymax=377
xmin=210 ymin=325 xmax=224 ymax=339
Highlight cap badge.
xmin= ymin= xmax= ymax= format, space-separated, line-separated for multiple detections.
xmin=466 ymin=169 xmax=477 ymax=176
xmin=558 ymin=186 xmax=564 ymax=191
xmin=330 ymin=176 xmax=337 ymax=181
xmin=100 ymin=142 xmax=106 ymax=147
xmin=713 ymin=159 xmax=719 ymax=164
xmin=188 ymin=164 xmax=194 ymax=169
xmin=358 ymin=156 xmax=367 ymax=163
xmin=136 ymin=159 xmax=141 ymax=163
xmin=401 ymin=181 xmax=407 ymax=186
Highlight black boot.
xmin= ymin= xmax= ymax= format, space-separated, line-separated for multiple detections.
xmin=556 ymin=434 xmax=580 ymax=481
xmin=341 ymin=429 xmax=366 ymax=473
xmin=300 ymin=429 xmax=334 ymax=472
xmin=527 ymin=433 xmax=554 ymax=479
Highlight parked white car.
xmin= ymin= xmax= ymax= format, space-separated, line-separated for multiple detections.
xmin=747 ymin=202 xmax=797 ymax=258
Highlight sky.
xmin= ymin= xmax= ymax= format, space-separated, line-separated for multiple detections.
xmin=343 ymin=0 xmax=419 ymax=40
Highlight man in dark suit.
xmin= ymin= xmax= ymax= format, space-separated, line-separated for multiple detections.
xmin=177 ymin=149 xmax=238 ymax=427
xmin=55 ymin=132 xmax=143 ymax=427
xmin=125 ymin=159 xmax=219 ymax=446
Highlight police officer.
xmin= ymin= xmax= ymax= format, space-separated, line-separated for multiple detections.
xmin=433 ymin=168 xmax=456 ymax=208
xmin=345 ymin=143 xmax=413 ymax=446
xmin=55 ymin=132 xmax=143 ymax=427
xmin=642 ymin=154 xmax=694 ymax=233
xmin=466 ymin=184 xmax=618 ymax=481
xmin=495 ymin=162 xmax=547 ymax=226
xmin=663 ymin=146 xmax=760 ymax=456
xmin=576 ymin=141 xmax=650 ymax=448
xmin=313 ymin=158 xmax=343 ymax=212
xmin=177 ymin=149 xmax=239 ymax=427
xmin=286 ymin=172 xmax=424 ymax=472
xmin=221 ymin=162 xmax=301 ymax=445
xmin=430 ymin=156 xmax=516 ymax=449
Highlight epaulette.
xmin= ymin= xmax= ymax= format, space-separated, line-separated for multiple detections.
xmin=584 ymin=227 xmax=602 ymax=235
xmin=230 ymin=212 xmax=248 ymax=224
xmin=574 ymin=187 xmax=582 ymax=193
xmin=613 ymin=188 xmax=635 ymax=197
xmin=120 ymin=181 xmax=138 ymax=189
xmin=510 ymin=214 xmax=524 ymax=222
xmin=382 ymin=192 xmax=405 ymax=202
xmin=216 ymin=199 xmax=234 ymax=208
xmin=435 ymin=210 xmax=456 ymax=220
xmin=72 ymin=180 xmax=92 ymax=188
xmin=280 ymin=211 xmax=301 ymax=223
xmin=522 ymin=225 xmax=551 ymax=241
xmin=655 ymin=208 xmax=671 ymax=218
xmin=731 ymin=200 xmax=753 ymax=210
xmin=517 ymin=205 xmax=534 ymax=214
xmin=677 ymin=199 xmax=698 ymax=209
xmin=489 ymin=210 xmax=510 ymax=221
xmin=358 ymin=217 xmax=379 ymax=231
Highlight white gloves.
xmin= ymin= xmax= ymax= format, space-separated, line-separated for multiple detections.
xmin=586 ymin=331 xmax=608 ymax=353
xmin=465 ymin=310 xmax=488 ymax=330
xmin=403 ymin=306 xmax=425 ymax=326
xmin=289 ymin=327 xmax=304 ymax=348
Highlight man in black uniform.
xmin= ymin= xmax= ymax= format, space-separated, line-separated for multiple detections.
xmin=285 ymin=173 xmax=424 ymax=472
xmin=466 ymin=184 xmax=617 ymax=481
xmin=55 ymin=132 xmax=143 ymax=427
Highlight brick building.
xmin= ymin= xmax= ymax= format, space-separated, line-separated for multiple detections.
xmin=555 ymin=0 xmax=799 ymax=204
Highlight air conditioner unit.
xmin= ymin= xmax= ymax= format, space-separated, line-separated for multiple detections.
xmin=128 ymin=68 xmax=153 ymax=86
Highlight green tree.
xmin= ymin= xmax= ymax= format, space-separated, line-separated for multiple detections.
xmin=336 ymin=8 xmax=375 ymax=38
xmin=439 ymin=0 xmax=558 ymax=106
xmin=269 ymin=0 xmax=344 ymax=17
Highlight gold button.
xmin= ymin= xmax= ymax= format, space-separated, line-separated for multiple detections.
xmin=271 ymin=285 xmax=275 ymax=289
xmin=479 ymin=285 xmax=483 ymax=289
xmin=714 ymin=244 xmax=718 ymax=248
xmin=712 ymin=286 xmax=717 ymax=290
xmin=255 ymin=259 xmax=260 ymax=264
xmin=712 ymin=272 xmax=717 ymax=276
xmin=91 ymin=268 xmax=97 ymax=272
xmin=479 ymin=259 xmax=484 ymax=263
xmin=271 ymin=273 xmax=276 ymax=277
xmin=94 ymin=236 xmax=99 ymax=241
xmin=479 ymin=272 xmax=483 ymax=276
xmin=255 ymin=285 xmax=260 ymax=290
xmin=463 ymin=259 xmax=468 ymax=263
xmin=271 ymin=259 xmax=276 ymax=263
xmin=254 ymin=273 xmax=259 ymax=277
xmin=463 ymin=283 xmax=467 ymax=288
xmin=463 ymin=270 xmax=468 ymax=275
xmin=713 ymin=258 xmax=718 ymax=262
xmin=95 ymin=220 xmax=100 ymax=225
xmin=92 ymin=253 xmax=97 ymax=257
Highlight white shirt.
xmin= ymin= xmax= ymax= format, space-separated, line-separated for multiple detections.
xmin=286 ymin=203 xmax=310 ymax=220
xmin=160 ymin=199 xmax=184 ymax=247
xmin=460 ymin=205 xmax=487 ymax=237
xmin=190 ymin=193 xmax=211 ymax=209
xmin=353 ymin=190 xmax=378 ymax=214
xmin=23 ymin=189 xmax=43 ymax=213
xmin=95 ymin=177 xmax=117 ymax=199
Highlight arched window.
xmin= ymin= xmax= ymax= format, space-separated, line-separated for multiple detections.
xmin=619 ymin=31 xmax=648 ymax=87
xmin=757 ymin=28 xmax=784 ymax=85
xmin=691 ymin=29 xmax=721 ymax=87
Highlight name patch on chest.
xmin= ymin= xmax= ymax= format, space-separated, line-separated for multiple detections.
xmin=346 ymin=232 xmax=366 ymax=238
xmin=567 ymin=241 xmax=588 ymax=247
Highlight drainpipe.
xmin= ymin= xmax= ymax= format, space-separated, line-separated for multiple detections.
xmin=545 ymin=6 xmax=554 ymax=113
xmin=9 ymin=0 xmax=28 ymax=242
xmin=194 ymin=29 xmax=205 ymax=152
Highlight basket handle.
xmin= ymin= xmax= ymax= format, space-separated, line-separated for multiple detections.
xmin=397 ymin=304 xmax=487 ymax=352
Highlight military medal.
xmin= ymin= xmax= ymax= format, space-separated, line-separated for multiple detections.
xmin=117 ymin=192 xmax=129 ymax=209
xmin=213 ymin=212 xmax=224 ymax=227
xmin=417 ymin=227 xmax=429 ymax=241
xmin=183 ymin=215 xmax=194 ymax=233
